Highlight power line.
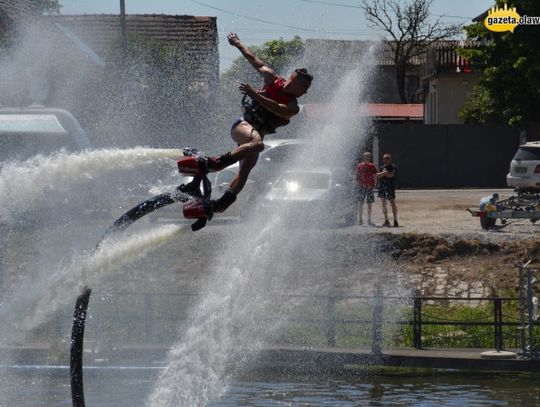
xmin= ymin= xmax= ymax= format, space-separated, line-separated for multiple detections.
xmin=432 ymin=14 xmax=472 ymax=20
xmin=189 ymin=0 xmax=319 ymax=32
xmin=296 ymin=0 xmax=472 ymax=20
xmin=217 ymin=28 xmax=375 ymax=34
xmin=297 ymin=0 xmax=362 ymax=9
xmin=190 ymin=0 xmax=378 ymax=36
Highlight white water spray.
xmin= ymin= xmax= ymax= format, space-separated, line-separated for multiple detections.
xmin=148 ymin=47 xmax=382 ymax=406
xmin=147 ymin=219 xmax=280 ymax=406
xmin=0 ymin=147 xmax=182 ymax=219
xmin=0 ymin=224 xmax=188 ymax=344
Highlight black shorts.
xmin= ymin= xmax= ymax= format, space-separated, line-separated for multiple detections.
xmin=378 ymin=187 xmax=395 ymax=200
xmin=357 ymin=188 xmax=375 ymax=203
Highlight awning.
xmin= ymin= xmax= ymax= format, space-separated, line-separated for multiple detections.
xmin=302 ymin=103 xmax=424 ymax=120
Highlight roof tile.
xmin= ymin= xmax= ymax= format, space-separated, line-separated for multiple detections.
xmin=46 ymin=14 xmax=219 ymax=86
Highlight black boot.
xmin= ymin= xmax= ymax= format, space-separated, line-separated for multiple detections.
xmin=212 ymin=189 xmax=237 ymax=213
xmin=207 ymin=152 xmax=236 ymax=172
xmin=179 ymin=176 xmax=203 ymax=198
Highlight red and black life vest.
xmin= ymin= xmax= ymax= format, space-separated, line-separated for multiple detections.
xmin=242 ymin=77 xmax=294 ymax=134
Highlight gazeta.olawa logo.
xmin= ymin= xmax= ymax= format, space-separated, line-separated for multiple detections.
xmin=484 ymin=3 xmax=540 ymax=33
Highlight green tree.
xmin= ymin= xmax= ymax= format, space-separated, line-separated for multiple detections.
xmin=360 ymin=0 xmax=461 ymax=103
xmin=459 ymin=0 xmax=540 ymax=126
xmin=31 ymin=0 xmax=61 ymax=14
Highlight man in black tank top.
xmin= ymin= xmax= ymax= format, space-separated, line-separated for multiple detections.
xmin=377 ymin=153 xmax=399 ymax=227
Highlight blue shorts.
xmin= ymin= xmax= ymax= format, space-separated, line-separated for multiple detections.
xmin=231 ymin=117 xmax=244 ymax=131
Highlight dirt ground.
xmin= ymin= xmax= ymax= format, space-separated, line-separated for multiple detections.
xmin=134 ymin=188 xmax=538 ymax=298
xmin=370 ymin=189 xmax=539 ymax=297
xmin=4 ymin=188 xmax=537 ymax=299
xmin=138 ymin=188 xmax=538 ymax=298
xmin=375 ymin=189 xmax=537 ymax=241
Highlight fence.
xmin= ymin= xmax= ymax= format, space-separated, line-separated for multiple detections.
xmin=60 ymin=290 xmax=533 ymax=353
xmin=373 ymin=123 xmax=521 ymax=188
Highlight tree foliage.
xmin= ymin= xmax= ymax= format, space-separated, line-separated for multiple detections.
xmin=221 ymin=36 xmax=305 ymax=89
xmin=31 ymin=0 xmax=61 ymax=14
xmin=459 ymin=0 xmax=540 ymax=126
xmin=360 ymin=0 xmax=461 ymax=103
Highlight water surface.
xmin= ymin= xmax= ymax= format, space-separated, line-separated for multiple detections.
xmin=1 ymin=366 xmax=538 ymax=406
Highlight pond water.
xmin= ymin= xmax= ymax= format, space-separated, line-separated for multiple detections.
xmin=1 ymin=365 xmax=539 ymax=406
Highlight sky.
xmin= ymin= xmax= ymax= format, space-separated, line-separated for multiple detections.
xmin=59 ymin=0 xmax=495 ymax=71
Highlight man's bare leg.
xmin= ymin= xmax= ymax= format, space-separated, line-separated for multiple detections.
xmin=212 ymin=122 xmax=263 ymax=212
xmin=228 ymin=121 xmax=264 ymax=160
xmin=177 ymin=121 xmax=264 ymax=176
xmin=381 ymin=198 xmax=389 ymax=222
xmin=230 ymin=154 xmax=258 ymax=194
xmin=389 ymin=198 xmax=398 ymax=225
xmin=357 ymin=201 xmax=364 ymax=224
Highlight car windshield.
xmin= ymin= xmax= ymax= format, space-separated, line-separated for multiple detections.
xmin=0 ymin=110 xmax=90 ymax=164
xmin=0 ymin=114 xmax=66 ymax=134
xmin=0 ymin=132 xmax=79 ymax=163
xmin=513 ymin=147 xmax=540 ymax=161
xmin=261 ymin=144 xmax=307 ymax=164
xmin=274 ymin=172 xmax=330 ymax=190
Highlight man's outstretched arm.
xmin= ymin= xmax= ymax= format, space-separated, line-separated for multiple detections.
xmin=228 ymin=32 xmax=276 ymax=85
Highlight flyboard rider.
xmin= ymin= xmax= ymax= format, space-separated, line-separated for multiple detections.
xmin=177 ymin=32 xmax=313 ymax=219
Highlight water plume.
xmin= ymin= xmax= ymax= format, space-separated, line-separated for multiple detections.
xmin=147 ymin=219 xmax=280 ymax=407
xmin=0 ymin=147 xmax=182 ymax=220
xmin=147 ymin=46 xmax=393 ymax=406
xmin=0 ymin=224 xmax=188 ymax=345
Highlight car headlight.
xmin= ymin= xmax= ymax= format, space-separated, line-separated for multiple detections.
xmin=285 ymin=181 xmax=299 ymax=193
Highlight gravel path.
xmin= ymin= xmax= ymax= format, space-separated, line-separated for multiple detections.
xmin=371 ymin=189 xmax=539 ymax=243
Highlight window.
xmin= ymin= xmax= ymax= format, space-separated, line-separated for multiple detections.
xmin=513 ymin=147 xmax=540 ymax=161
xmin=262 ymin=145 xmax=306 ymax=164
xmin=0 ymin=114 xmax=67 ymax=134
xmin=0 ymin=109 xmax=90 ymax=164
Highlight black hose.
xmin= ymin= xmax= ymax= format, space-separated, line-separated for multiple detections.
xmin=70 ymin=286 xmax=92 ymax=407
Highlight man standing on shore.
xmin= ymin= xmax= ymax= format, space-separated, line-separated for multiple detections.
xmin=356 ymin=151 xmax=377 ymax=226
xmin=377 ymin=153 xmax=398 ymax=227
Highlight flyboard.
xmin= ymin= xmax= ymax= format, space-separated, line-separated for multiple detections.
xmin=101 ymin=148 xmax=217 ymax=241
xmin=71 ymin=148 xmax=218 ymax=407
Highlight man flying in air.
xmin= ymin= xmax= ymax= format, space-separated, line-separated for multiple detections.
xmin=178 ymin=32 xmax=313 ymax=220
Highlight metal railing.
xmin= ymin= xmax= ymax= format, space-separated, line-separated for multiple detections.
xmin=72 ymin=290 xmax=530 ymax=353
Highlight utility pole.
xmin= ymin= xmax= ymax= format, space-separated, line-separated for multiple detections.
xmin=120 ymin=0 xmax=127 ymax=47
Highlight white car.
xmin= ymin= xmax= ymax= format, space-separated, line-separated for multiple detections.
xmin=506 ymin=141 xmax=540 ymax=192
xmin=262 ymin=167 xmax=355 ymax=227
xmin=0 ymin=107 xmax=91 ymax=163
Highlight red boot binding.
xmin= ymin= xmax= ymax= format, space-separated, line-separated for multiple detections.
xmin=182 ymin=199 xmax=213 ymax=219
xmin=177 ymin=156 xmax=208 ymax=176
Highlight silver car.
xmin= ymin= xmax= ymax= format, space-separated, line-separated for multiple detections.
xmin=262 ymin=167 xmax=355 ymax=226
xmin=506 ymin=141 xmax=540 ymax=192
